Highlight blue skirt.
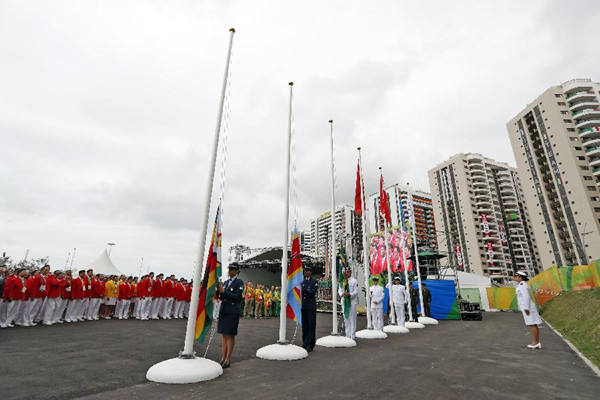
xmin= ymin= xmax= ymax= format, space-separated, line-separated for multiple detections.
xmin=217 ymin=312 xmax=240 ymax=336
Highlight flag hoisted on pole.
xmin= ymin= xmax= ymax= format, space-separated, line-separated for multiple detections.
xmin=287 ymin=225 xmax=303 ymax=325
xmin=354 ymin=161 xmax=363 ymax=217
xmin=338 ymin=244 xmax=351 ymax=319
xmin=379 ymin=169 xmax=397 ymax=329
xmin=255 ymin=82 xmax=307 ymax=360
xmin=146 ymin=28 xmax=235 ymax=384
xmin=194 ymin=206 xmax=222 ymax=344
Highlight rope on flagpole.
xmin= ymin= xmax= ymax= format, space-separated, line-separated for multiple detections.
xmin=203 ymin=314 xmax=219 ymax=358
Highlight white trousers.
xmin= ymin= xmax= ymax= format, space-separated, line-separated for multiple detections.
xmin=25 ymin=298 xmax=42 ymax=324
xmin=35 ymin=297 xmax=48 ymax=322
xmin=86 ymin=298 xmax=100 ymax=319
xmin=150 ymin=298 xmax=161 ymax=319
xmin=79 ymin=298 xmax=90 ymax=319
xmin=394 ymin=304 xmax=406 ymax=327
xmin=0 ymin=300 xmax=7 ymax=324
xmin=66 ymin=299 xmax=82 ymax=321
xmin=183 ymin=301 xmax=190 ymax=318
xmin=343 ymin=302 xmax=358 ymax=339
xmin=53 ymin=298 xmax=69 ymax=322
xmin=118 ymin=300 xmax=130 ymax=318
xmin=133 ymin=298 xmax=141 ymax=317
xmin=172 ymin=300 xmax=184 ymax=318
xmin=371 ymin=307 xmax=383 ymax=331
xmin=161 ymin=298 xmax=173 ymax=318
xmin=15 ymin=300 xmax=28 ymax=325
xmin=3 ymin=300 xmax=22 ymax=326
xmin=44 ymin=297 xmax=60 ymax=323
xmin=141 ymin=298 xmax=152 ymax=319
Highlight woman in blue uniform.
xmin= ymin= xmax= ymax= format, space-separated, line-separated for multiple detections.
xmin=217 ymin=265 xmax=244 ymax=368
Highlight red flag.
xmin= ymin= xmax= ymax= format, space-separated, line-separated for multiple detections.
xmin=380 ymin=174 xmax=391 ymax=224
xmin=354 ymin=161 xmax=362 ymax=216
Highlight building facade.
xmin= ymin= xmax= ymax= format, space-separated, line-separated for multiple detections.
xmin=428 ymin=153 xmax=540 ymax=284
xmin=368 ymin=185 xmax=438 ymax=251
xmin=308 ymin=204 xmax=363 ymax=262
xmin=507 ymin=79 xmax=600 ymax=267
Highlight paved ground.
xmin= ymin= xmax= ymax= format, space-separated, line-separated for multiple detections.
xmin=0 ymin=312 xmax=598 ymax=400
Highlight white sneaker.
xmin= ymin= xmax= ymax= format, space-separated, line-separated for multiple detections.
xmin=78 ymin=317 xmax=85 ymax=322
xmin=22 ymin=322 xmax=31 ymax=327
xmin=56 ymin=320 xmax=64 ymax=324
xmin=87 ymin=317 xmax=94 ymax=321
xmin=43 ymin=322 xmax=52 ymax=326
xmin=30 ymin=322 xmax=38 ymax=326
xmin=7 ymin=324 xmax=14 ymax=328
xmin=93 ymin=317 xmax=99 ymax=320
xmin=0 ymin=324 xmax=6 ymax=328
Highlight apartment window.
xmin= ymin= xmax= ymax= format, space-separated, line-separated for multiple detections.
xmin=594 ymin=207 xmax=600 ymax=212
xmin=569 ymin=137 xmax=579 ymax=142
xmin=555 ymin=94 xmax=562 ymax=98
xmin=574 ymin=147 xmax=582 ymax=151
xmin=567 ymin=128 xmax=575 ymax=132
xmin=578 ymin=156 xmax=586 ymax=161
xmin=584 ymin=175 xmax=593 ymax=180
xmin=587 ymin=186 xmax=597 ymax=191
xmin=557 ymin=102 xmax=566 ymax=106
xmin=563 ymin=119 xmax=572 ymax=123
xmin=581 ymin=166 xmax=590 ymax=170
xmin=560 ymin=110 xmax=569 ymax=115
xmin=592 ymin=197 xmax=600 ymax=201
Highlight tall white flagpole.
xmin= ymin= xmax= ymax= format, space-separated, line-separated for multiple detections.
xmin=329 ymin=120 xmax=339 ymax=336
xmin=358 ymin=149 xmax=372 ymax=329
xmin=315 ymin=121 xmax=356 ymax=348
xmin=256 ymin=83 xmax=307 ymax=360
xmin=355 ymin=150 xmax=387 ymax=339
xmin=379 ymin=169 xmax=397 ymax=331
xmin=146 ymin=28 xmax=235 ymax=384
xmin=278 ymin=82 xmax=294 ymax=344
xmin=408 ymin=184 xmax=438 ymax=325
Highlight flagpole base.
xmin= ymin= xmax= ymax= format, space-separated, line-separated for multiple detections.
xmin=256 ymin=343 xmax=308 ymax=360
xmin=383 ymin=324 xmax=410 ymax=334
xmin=405 ymin=321 xmax=425 ymax=329
xmin=418 ymin=316 xmax=439 ymax=325
xmin=316 ymin=335 xmax=357 ymax=348
xmin=355 ymin=328 xmax=388 ymax=339
xmin=146 ymin=356 xmax=222 ymax=384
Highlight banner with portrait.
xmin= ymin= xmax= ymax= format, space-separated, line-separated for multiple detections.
xmin=368 ymin=226 xmax=413 ymax=276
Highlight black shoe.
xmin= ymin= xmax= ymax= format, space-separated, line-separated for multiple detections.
xmin=221 ymin=361 xmax=230 ymax=369
xmin=307 ymin=347 xmax=313 ymax=352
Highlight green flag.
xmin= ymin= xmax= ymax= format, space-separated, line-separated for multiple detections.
xmin=338 ymin=244 xmax=351 ymax=319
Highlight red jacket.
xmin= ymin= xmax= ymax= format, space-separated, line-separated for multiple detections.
xmin=137 ymin=279 xmax=148 ymax=298
xmin=47 ymin=276 xmax=66 ymax=298
xmin=173 ymin=282 xmax=185 ymax=301
xmin=163 ymin=280 xmax=174 ymax=298
xmin=185 ymin=284 xmax=192 ymax=302
xmin=118 ymin=282 xmax=131 ymax=300
xmin=70 ymin=277 xmax=85 ymax=300
xmin=91 ymin=278 xmax=104 ymax=298
xmin=26 ymin=276 xmax=42 ymax=299
xmin=84 ymin=276 xmax=93 ymax=298
xmin=152 ymin=279 xmax=163 ymax=298
xmin=3 ymin=276 xmax=27 ymax=301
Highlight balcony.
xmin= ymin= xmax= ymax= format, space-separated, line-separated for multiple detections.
xmin=570 ymin=100 xmax=599 ymax=112
xmin=594 ymin=167 xmax=600 ymax=176
xmin=567 ymin=88 xmax=597 ymax=103
xmin=586 ymin=146 xmax=600 ymax=157
xmin=562 ymin=79 xmax=593 ymax=95
xmin=589 ymin=158 xmax=600 ymax=168
xmin=583 ymin=137 xmax=600 ymax=147
xmin=573 ymin=108 xmax=600 ymax=120
xmin=579 ymin=126 xmax=600 ymax=139
xmin=576 ymin=118 xmax=600 ymax=129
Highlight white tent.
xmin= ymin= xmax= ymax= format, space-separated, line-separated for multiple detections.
xmin=85 ymin=250 xmax=124 ymax=277
xmin=430 ymin=268 xmax=493 ymax=310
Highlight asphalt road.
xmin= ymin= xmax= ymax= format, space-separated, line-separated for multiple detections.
xmin=0 ymin=312 xmax=598 ymax=400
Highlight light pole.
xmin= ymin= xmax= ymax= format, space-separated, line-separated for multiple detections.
xmin=107 ymin=243 xmax=116 ymax=256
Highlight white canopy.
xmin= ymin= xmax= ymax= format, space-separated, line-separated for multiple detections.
xmin=85 ymin=250 xmax=124 ymax=277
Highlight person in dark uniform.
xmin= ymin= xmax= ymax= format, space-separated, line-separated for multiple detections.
xmin=422 ymin=283 xmax=432 ymax=317
xmin=410 ymin=284 xmax=419 ymax=321
xmin=217 ymin=265 xmax=244 ymax=369
xmin=301 ymin=266 xmax=318 ymax=352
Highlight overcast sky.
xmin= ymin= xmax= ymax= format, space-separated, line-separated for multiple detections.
xmin=1 ymin=0 xmax=599 ymax=278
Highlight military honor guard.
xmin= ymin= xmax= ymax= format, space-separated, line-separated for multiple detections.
xmin=217 ymin=265 xmax=244 ymax=369
xmin=301 ymin=265 xmax=318 ymax=352
xmin=391 ymin=276 xmax=408 ymax=326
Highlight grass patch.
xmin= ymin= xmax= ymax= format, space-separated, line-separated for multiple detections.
xmin=540 ymin=288 xmax=600 ymax=369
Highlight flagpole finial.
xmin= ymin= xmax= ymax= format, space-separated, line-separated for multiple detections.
xmin=379 ymin=166 xmax=382 ymax=171
xmin=329 ymin=119 xmax=333 ymax=124
xmin=357 ymin=147 xmax=361 ymax=151
xmin=289 ymin=82 xmax=294 ymax=86
xmin=229 ymin=28 xmax=236 ymax=33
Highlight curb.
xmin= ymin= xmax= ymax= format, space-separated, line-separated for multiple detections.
xmin=542 ymin=317 xmax=600 ymax=378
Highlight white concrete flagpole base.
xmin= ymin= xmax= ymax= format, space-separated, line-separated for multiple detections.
xmin=418 ymin=316 xmax=439 ymax=325
xmin=355 ymin=329 xmax=388 ymax=339
xmin=146 ymin=357 xmax=222 ymax=384
xmin=316 ymin=334 xmax=357 ymax=348
xmin=405 ymin=321 xmax=425 ymax=329
xmin=383 ymin=324 xmax=410 ymax=334
xmin=256 ymin=343 xmax=308 ymax=361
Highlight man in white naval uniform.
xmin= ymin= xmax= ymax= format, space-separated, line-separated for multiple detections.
xmin=369 ymin=276 xmax=384 ymax=331
xmin=391 ymin=276 xmax=408 ymax=327
xmin=339 ymin=268 xmax=358 ymax=339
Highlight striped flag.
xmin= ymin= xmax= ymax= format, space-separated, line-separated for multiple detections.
xmin=380 ymin=174 xmax=392 ymax=224
xmin=354 ymin=161 xmax=363 ymax=216
xmin=194 ymin=206 xmax=222 ymax=344
xmin=286 ymin=225 xmax=303 ymax=325
xmin=338 ymin=244 xmax=351 ymax=319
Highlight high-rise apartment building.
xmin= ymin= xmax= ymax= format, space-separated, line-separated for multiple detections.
xmin=428 ymin=153 xmax=540 ymax=284
xmin=507 ymin=79 xmax=600 ymax=267
xmin=368 ymin=185 xmax=438 ymax=251
xmin=308 ymin=204 xmax=363 ymax=260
